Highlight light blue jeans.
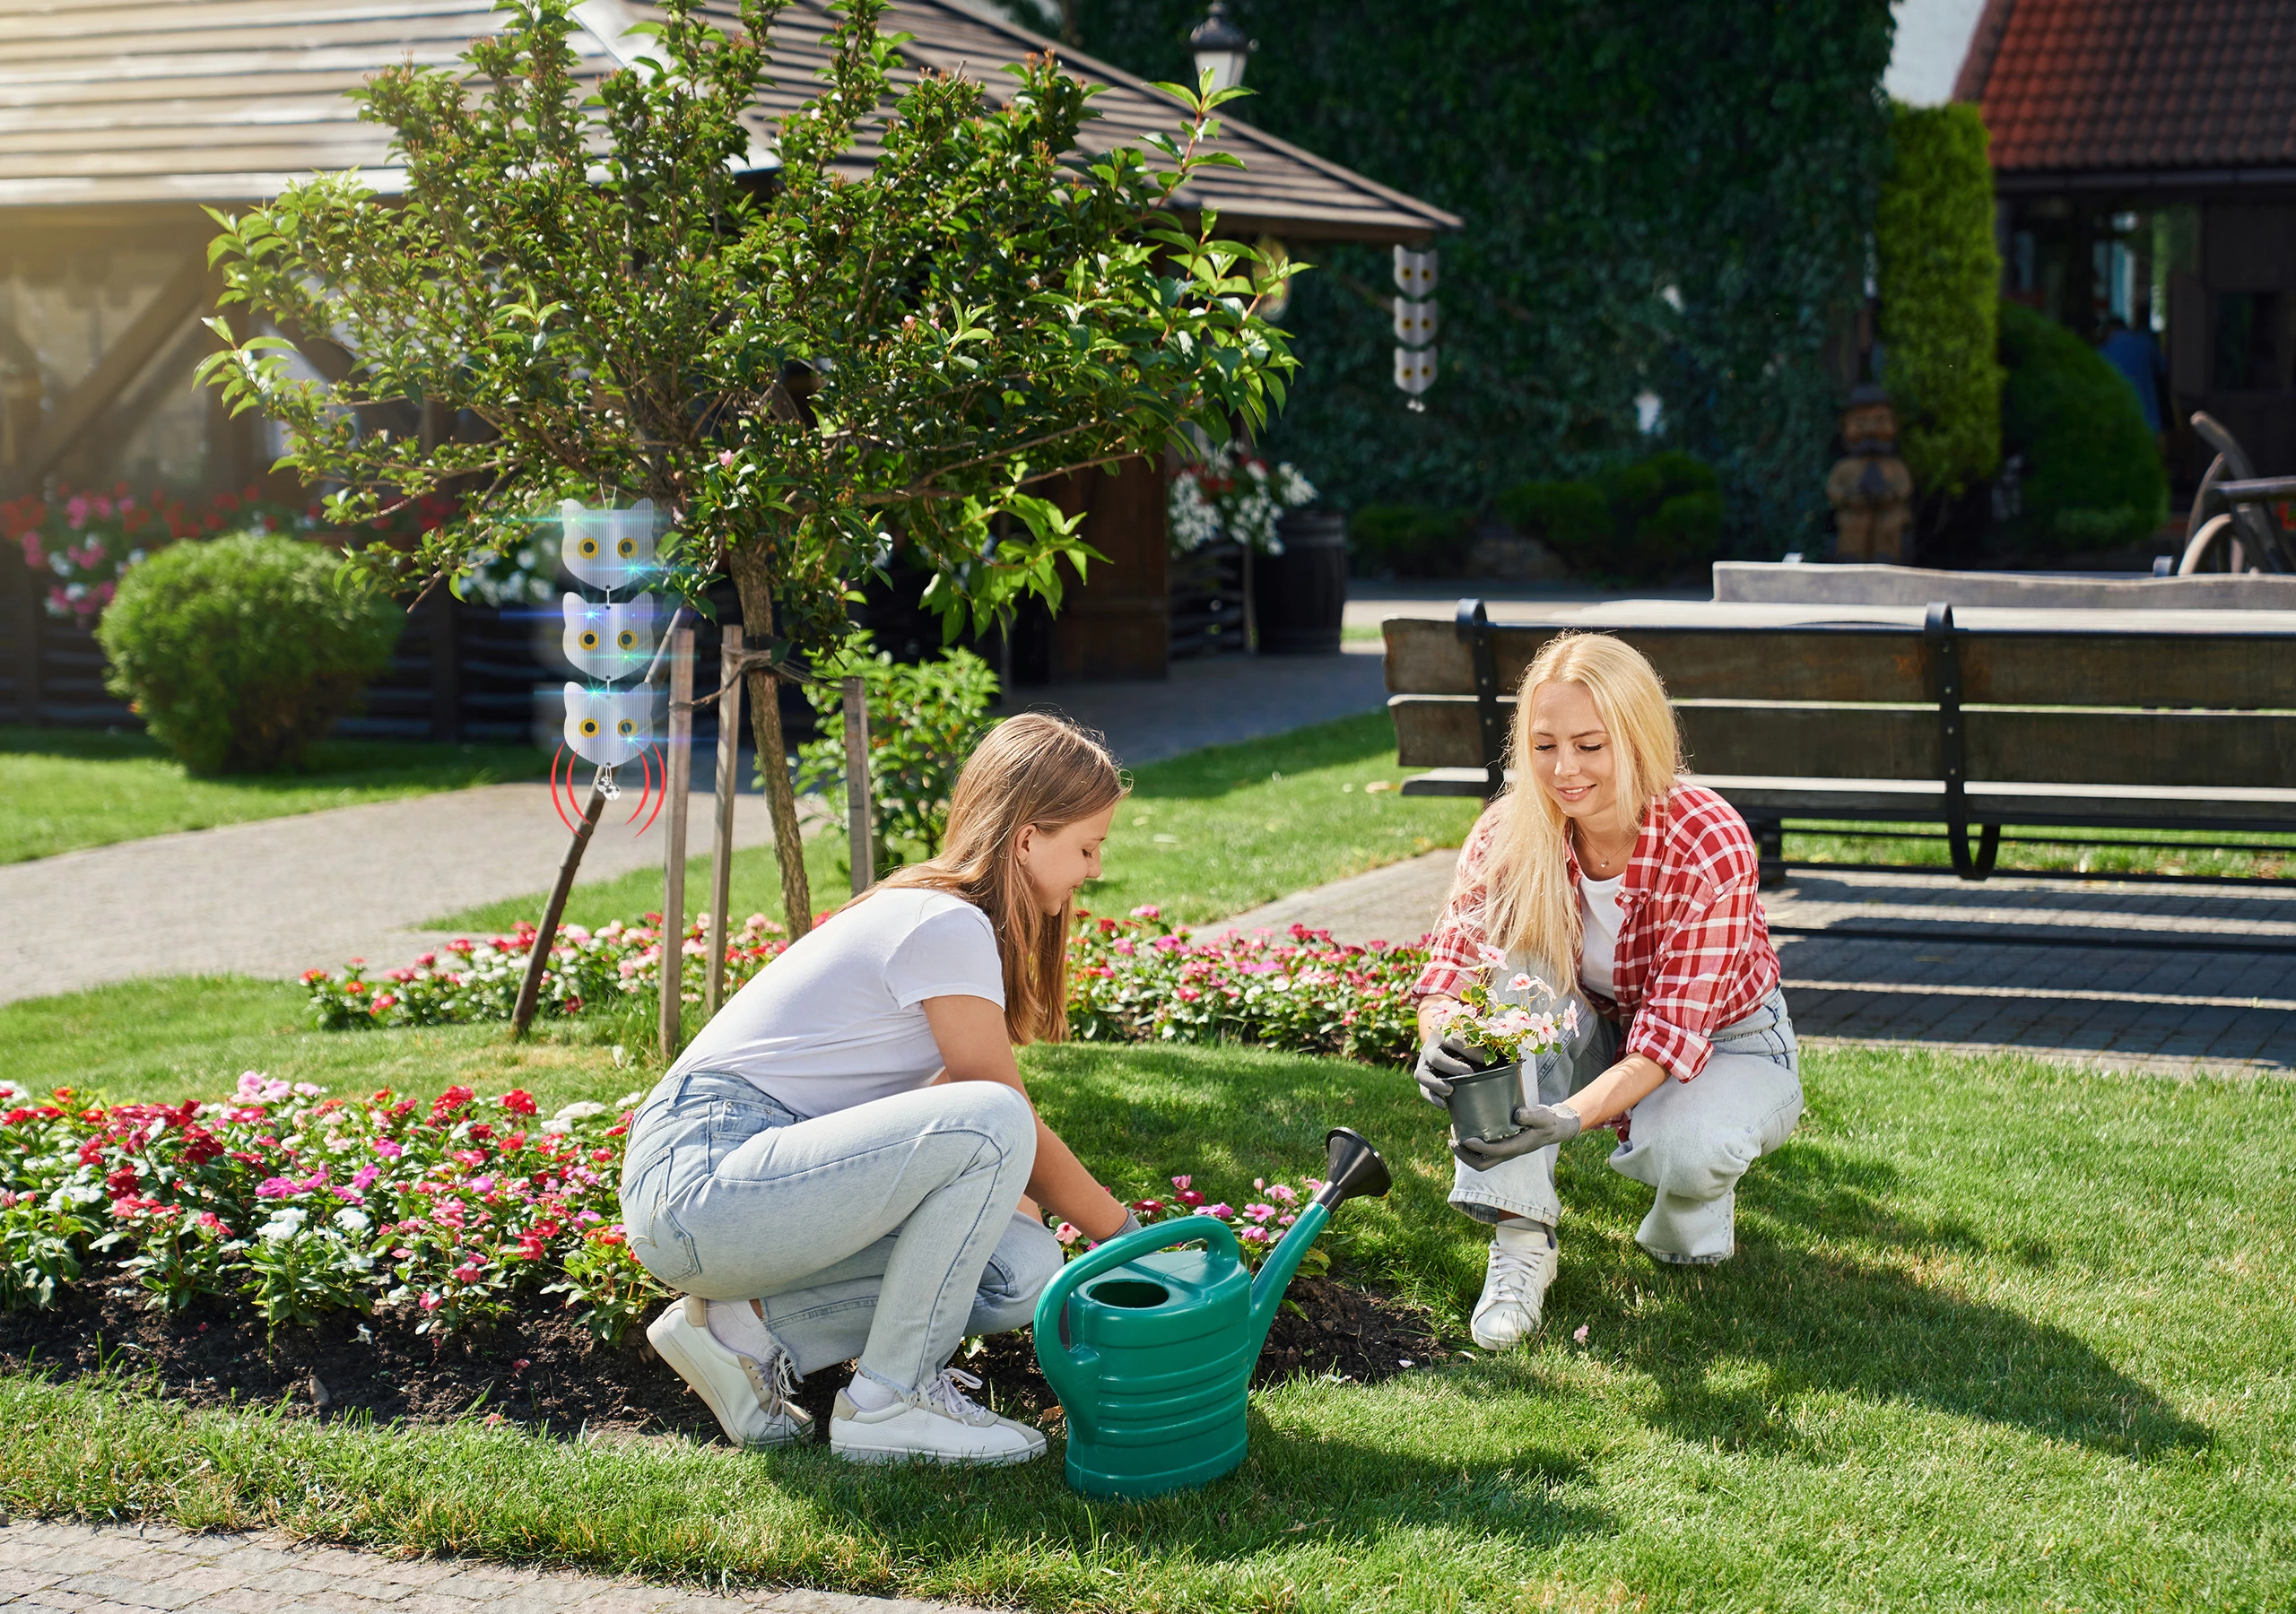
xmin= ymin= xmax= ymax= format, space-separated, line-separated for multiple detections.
xmin=1451 ymin=987 xmax=1803 ymax=1263
xmin=619 ymin=1070 xmax=1061 ymax=1393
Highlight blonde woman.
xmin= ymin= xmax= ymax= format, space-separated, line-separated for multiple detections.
xmin=1412 ymin=633 xmax=1800 ymax=1349
xmin=620 ymin=714 xmax=1138 ymax=1465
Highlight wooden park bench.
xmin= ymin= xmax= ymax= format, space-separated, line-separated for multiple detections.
xmin=1385 ymin=598 xmax=2296 ymax=883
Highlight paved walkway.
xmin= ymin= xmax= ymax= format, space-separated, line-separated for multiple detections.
xmin=0 ymin=1521 xmax=970 ymax=1614
xmin=1222 ymin=854 xmax=2296 ymax=1075
xmin=0 ymin=784 xmax=776 ymax=1007
xmin=2 ymin=649 xmax=1400 ymax=1004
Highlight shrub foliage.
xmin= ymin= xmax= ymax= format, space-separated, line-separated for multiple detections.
xmin=1876 ymin=103 xmax=2005 ymax=496
xmin=796 ymin=637 xmax=1002 ymax=876
xmin=97 ymin=533 xmax=401 ymax=774
xmin=1497 ymin=451 xmax=1722 ymax=582
xmin=1345 ymin=505 xmax=1474 ymax=578
xmin=1074 ymin=0 xmax=1893 ymax=547
xmin=1998 ymin=300 xmax=2169 ymax=552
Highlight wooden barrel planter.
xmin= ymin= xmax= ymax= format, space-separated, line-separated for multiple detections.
xmin=1250 ymin=508 xmax=1347 ymax=655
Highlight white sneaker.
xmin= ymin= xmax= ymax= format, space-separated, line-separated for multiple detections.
xmin=1471 ymin=1234 xmax=1558 ymax=1349
xmin=646 ymin=1297 xmax=813 ymax=1448
xmin=829 ymin=1366 xmax=1046 ymax=1466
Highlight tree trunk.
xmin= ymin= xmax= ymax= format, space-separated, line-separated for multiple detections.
xmin=725 ymin=542 xmax=813 ymax=938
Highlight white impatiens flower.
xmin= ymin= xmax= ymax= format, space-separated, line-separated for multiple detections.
xmin=334 ymin=1207 xmax=372 ymax=1235
xmin=542 ymin=1100 xmax=607 ymax=1134
xmin=259 ymin=1207 xmax=309 ymax=1241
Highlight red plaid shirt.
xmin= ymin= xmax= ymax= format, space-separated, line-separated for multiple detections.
xmin=1412 ymin=783 xmax=1779 ymax=1081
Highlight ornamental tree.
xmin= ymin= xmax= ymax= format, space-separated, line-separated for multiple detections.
xmin=200 ymin=0 xmax=1296 ymax=932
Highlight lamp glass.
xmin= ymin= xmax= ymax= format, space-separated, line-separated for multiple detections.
xmin=1194 ymin=46 xmax=1248 ymax=93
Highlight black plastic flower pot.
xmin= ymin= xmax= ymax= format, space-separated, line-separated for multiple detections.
xmin=1444 ymin=1063 xmax=1525 ymax=1145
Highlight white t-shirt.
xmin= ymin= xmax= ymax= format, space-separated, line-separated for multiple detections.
xmin=668 ymin=886 xmax=1005 ymax=1119
xmin=1578 ymin=872 xmax=1625 ymax=998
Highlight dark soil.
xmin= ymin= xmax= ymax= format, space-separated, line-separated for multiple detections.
xmin=0 ymin=1275 xmax=1456 ymax=1445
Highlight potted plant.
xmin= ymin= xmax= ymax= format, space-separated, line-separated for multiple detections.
xmin=1431 ymin=948 xmax=1581 ymax=1145
xmin=1167 ymin=447 xmax=1320 ymax=655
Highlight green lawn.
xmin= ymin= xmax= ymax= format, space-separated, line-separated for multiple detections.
xmin=433 ymin=711 xmax=1483 ymax=935
xmin=0 ymin=726 xmax=550 ymax=864
xmin=5 ymin=979 xmax=2292 ymax=1611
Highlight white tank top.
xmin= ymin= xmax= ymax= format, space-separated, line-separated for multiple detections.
xmin=1578 ymin=872 xmax=1625 ymax=997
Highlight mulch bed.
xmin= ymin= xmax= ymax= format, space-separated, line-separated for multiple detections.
xmin=0 ymin=1275 xmax=1456 ymax=1444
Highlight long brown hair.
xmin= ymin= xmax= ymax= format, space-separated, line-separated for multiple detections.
xmin=869 ymin=712 xmax=1126 ymax=1043
xmin=1480 ymin=632 xmax=1683 ymax=977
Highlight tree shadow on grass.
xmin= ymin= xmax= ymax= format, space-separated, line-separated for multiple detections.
xmin=1551 ymin=1136 xmax=2209 ymax=1461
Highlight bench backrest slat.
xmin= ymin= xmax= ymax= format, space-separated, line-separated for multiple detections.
xmin=1384 ymin=616 xmax=2296 ymax=710
xmin=1390 ymin=699 xmax=2296 ymax=789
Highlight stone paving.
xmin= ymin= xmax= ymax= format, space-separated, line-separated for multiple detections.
xmin=0 ymin=1521 xmax=972 ymax=1614
xmin=0 ymin=784 xmax=780 ymax=1008
xmin=0 ymin=650 xmax=1398 ymax=1005
xmin=1222 ymin=853 xmax=2296 ymax=1075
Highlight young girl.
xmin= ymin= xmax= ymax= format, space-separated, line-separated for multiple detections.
xmin=1413 ymin=633 xmax=1800 ymax=1349
xmin=619 ymin=713 xmax=1137 ymax=1465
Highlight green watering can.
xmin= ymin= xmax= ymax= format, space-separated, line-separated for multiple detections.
xmin=1032 ymin=1128 xmax=1392 ymax=1499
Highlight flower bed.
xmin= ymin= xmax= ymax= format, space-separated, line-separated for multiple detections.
xmin=0 ymin=1075 xmax=664 ymax=1342
xmin=1067 ymin=907 xmax=1425 ymax=1065
xmin=305 ymin=914 xmax=791 ymax=1029
xmin=303 ymin=907 xmax=1431 ymax=1067
xmin=4 ymin=1071 xmax=1411 ymax=1363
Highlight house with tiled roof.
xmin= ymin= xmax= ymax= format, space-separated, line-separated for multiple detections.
xmin=1945 ymin=0 xmax=2296 ymax=475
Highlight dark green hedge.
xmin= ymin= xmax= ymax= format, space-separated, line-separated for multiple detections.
xmin=1997 ymin=301 xmax=2168 ymax=553
xmin=1070 ymin=0 xmax=1893 ymax=551
xmin=1876 ymin=103 xmax=2003 ymax=495
xmin=1497 ymin=450 xmax=1721 ymax=582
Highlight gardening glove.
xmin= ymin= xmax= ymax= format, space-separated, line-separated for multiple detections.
xmin=1452 ymin=1102 xmax=1583 ymax=1168
xmin=1413 ymin=1034 xmax=1480 ymax=1104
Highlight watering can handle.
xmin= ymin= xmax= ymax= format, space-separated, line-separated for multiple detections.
xmin=1032 ymin=1218 xmax=1243 ymax=1441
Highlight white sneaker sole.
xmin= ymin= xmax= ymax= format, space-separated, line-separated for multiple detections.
xmin=828 ymin=1431 xmax=1045 ymax=1466
xmin=646 ymin=1309 xmax=809 ymax=1449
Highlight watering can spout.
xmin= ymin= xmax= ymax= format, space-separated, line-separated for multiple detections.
xmin=1248 ymin=1128 xmax=1391 ymax=1342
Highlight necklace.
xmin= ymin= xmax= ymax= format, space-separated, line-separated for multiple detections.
xmin=1576 ymin=827 xmax=1633 ymax=879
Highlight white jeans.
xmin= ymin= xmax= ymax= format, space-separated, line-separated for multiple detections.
xmin=619 ymin=1071 xmax=1062 ymax=1392
xmin=1450 ymin=986 xmax=1802 ymax=1263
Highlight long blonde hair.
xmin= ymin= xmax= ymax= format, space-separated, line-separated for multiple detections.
xmin=1480 ymin=633 xmax=1683 ymax=977
xmin=868 ymin=711 xmax=1126 ymax=1044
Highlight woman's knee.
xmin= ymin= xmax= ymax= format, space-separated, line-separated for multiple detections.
xmin=971 ymin=1080 xmax=1039 ymax=1161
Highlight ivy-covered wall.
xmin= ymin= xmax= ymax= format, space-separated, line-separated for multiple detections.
xmin=1875 ymin=103 xmax=2003 ymax=497
xmin=1068 ymin=0 xmax=1895 ymax=551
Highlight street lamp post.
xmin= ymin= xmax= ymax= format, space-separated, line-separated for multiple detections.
xmin=1189 ymin=2 xmax=1252 ymax=93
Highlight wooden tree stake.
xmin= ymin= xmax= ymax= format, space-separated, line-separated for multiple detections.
xmin=657 ymin=626 xmax=696 ymax=1059
xmin=705 ymin=625 xmax=744 ymax=1019
xmin=842 ymin=673 xmax=874 ymax=895
xmin=511 ymin=775 xmax=605 ymax=1037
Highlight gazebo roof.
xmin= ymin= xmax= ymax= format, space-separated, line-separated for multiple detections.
xmin=0 ymin=0 xmax=1457 ymax=241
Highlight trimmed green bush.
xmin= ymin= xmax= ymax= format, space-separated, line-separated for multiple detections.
xmin=98 ymin=533 xmax=403 ymax=774
xmin=1998 ymin=301 xmax=2169 ymax=553
xmin=1493 ymin=480 xmax=1612 ymax=572
xmin=1876 ymin=103 xmax=2005 ymax=496
xmin=1346 ymin=504 xmax=1473 ymax=577
xmin=1497 ymin=451 xmax=1721 ymax=583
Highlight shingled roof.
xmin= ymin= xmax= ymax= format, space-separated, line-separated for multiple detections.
xmin=0 ymin=0 xmax=1457 ymax=240
xmin=1959 ymin=0 xmax=2296 ymax=184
